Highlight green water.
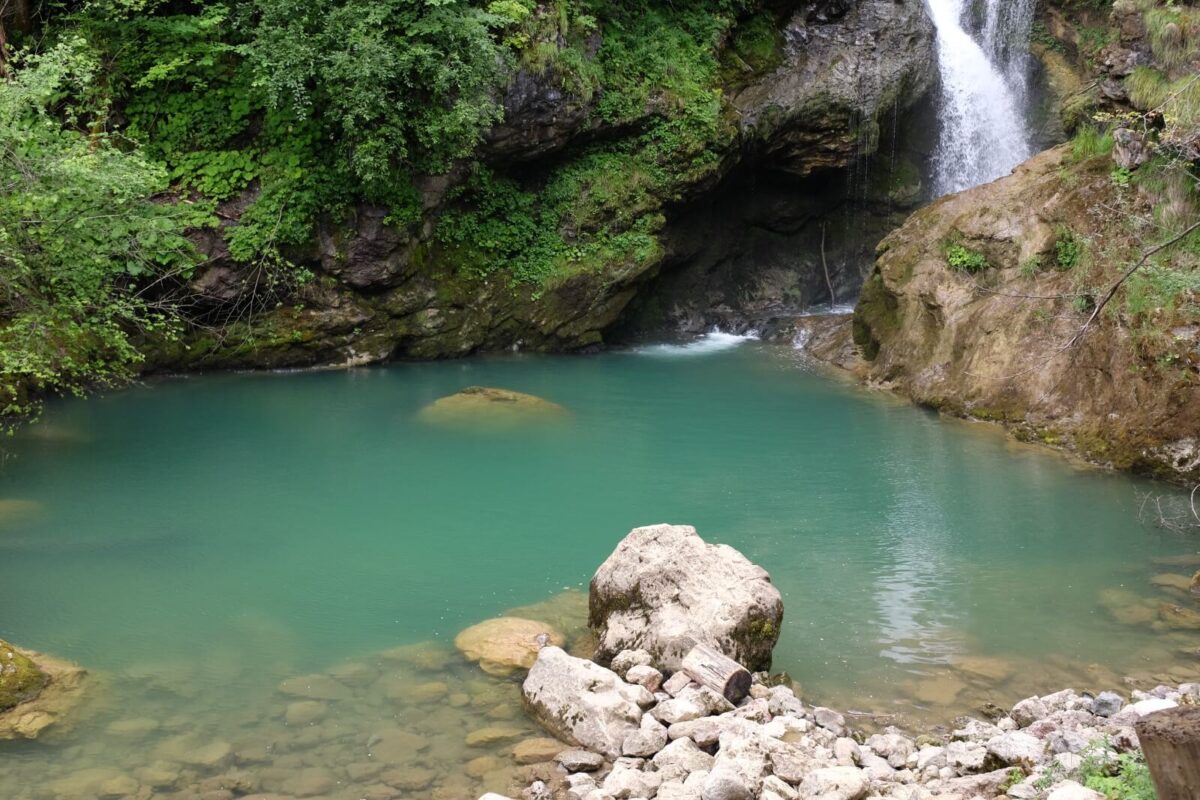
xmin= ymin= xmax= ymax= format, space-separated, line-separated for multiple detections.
xmin=2 ymin=337 xmax=1198 ymax=798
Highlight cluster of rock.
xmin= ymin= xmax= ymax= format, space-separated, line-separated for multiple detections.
xmin=472 ymin=524 xmax=1192 ymax=800
xmin=492 ymin=645 xmax=1195 ymax=800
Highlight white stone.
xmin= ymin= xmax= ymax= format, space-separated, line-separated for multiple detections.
xmin=703 ymin=730 xmax=770 ymax=800
xmin=986 ymin=731 xmax=1046 ymax=766
xmin=813 ymin=707 xmax=846 ymax=735
xmin=627 ymin=664 xmax=664 ymax=693
xmin=523 ymin=646 xmax=645 ymax=758
xmin=653 ymin=737 xmax=715 ymax=773
xmin=866 ymin=732 xmax=915 ymax=768
xmin=1131 ymin=697 xmax=1177 ymax=717
xmin=1011 ymin=697 xmax=1049 ymax=727
xmin=1046 ymin=781 xmax=1106 ymax=800
xmin=602 ymin=761 xmax=663 ymax=799
xmin=623 ymin=714 xmax=669 ymax=758
xmin=652 ymin=686 xmax=732 ymax=725
xmin=663 ymin=672 xmax=696 ymax=697
xmin=945 ymin=740 xmax=988 ymax=771
xmin=833 ymin=737 xmax=861 ymax=766
xmin=796 ymin=766 xmax=868 ymax=800
xmin=590 ymin=524 xmax=783 ymax=671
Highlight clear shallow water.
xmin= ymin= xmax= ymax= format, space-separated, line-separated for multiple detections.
xmin=2 ymin=340 xmax=1199 ymax=798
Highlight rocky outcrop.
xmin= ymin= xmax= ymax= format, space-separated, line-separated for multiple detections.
xmin=0 ymin=641 xmax=88 ymax=740
xmin=152 ymin=1 xmax=935 ymax=372
xmin=850 ymin=144 xmax=1200 ymax=484
xmin=589 ymin=524 xmax=783 ymax=672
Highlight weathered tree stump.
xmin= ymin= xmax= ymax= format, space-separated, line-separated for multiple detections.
xmin=1135 ymin=705 xmax=1200 ymax=800
xmin=681 ymin=643 xmax=752 ymax=704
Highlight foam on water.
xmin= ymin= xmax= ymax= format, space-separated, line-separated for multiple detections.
xmin=631 ymin=329 xmax=759 ymax=357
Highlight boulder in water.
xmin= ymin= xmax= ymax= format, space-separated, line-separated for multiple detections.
xmin=417 ymin=386 xmax=567 ymax=429
xmin=589 ymin=524 xmax=783 ymax=672
xmin=455 ymin=617 xmax=565 ymax=676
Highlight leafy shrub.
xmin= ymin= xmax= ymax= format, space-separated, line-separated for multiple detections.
xmin=1056 ymin=231 xmax=1082 ymax=270
xmin=944 ymin=243 xmax=990 ymax=273
xmin=1079 ymin=746 xmax=1157 ymax=800
xmin=0 ymin=38 xmax=205 ymax=420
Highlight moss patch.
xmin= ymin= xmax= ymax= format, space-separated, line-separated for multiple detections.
xmin=0 ymin=641 xmax=48 ymax=712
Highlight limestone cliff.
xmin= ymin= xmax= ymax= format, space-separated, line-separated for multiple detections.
xmin=850 ymin=145 xmax=1200 ymax=483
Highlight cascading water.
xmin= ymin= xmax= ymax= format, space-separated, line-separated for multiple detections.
xmin=926 ymin=0 xmax=1035 ymax=196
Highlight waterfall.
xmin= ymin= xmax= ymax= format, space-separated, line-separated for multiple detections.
xmin=926 ymin=0 xmax=1034 ymax=197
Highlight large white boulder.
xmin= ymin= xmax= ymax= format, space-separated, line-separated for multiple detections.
xmin=522 ymin=647 xmax=648 ymax=758
xmin=589 ymin=525 xmax=784 ymax=671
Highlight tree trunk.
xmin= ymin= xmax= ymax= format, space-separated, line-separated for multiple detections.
xmin=1135 ymin=706 xmax=1200 ymax=800
xmin=680 ymin=643 xmax=752 ymax=704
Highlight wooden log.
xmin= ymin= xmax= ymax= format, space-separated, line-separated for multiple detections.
xmin=1135 ymin=705 xmax=1200 ymax=800
xmin=680 ymin=643 xmax=752 ymax=704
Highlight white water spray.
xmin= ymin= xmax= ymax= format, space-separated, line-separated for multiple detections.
xmin=926 ymin=0 xmax=1034 ymax=196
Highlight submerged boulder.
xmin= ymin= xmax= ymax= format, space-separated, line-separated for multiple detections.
xmin=0 ymin=499 xmax=43 ymax=529
xmin=455 ymin=617 xmax=565 ymax=676
xmin=522 ymin=646 xmax=649 ymax=758
xmin=589 ymin=524 xmax=783 ymax=672
xmin=417 ymin=387 xmax=568 ymax=429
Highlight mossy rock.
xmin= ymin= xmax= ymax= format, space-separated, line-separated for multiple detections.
xmin=0 ymin=640 xmax=48 ymax=712
xmin=418 ymin=386 xmax=568 ymax=430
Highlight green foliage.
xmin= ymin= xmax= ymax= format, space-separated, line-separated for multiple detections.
xmin=1056 ymin=230 xmax=1083 ymax=270
xmin=1079 ymin=744 xmax=1157 ymax=800
xmin=1141 ymin=0 xmax=1200 ymax=74
xmin=0 ymin=38 xmax=204 ymax=420
xmin=1071 ymin=124 xmax=1115 ymax=160
xmin=721 ymin=11 xmax=783 ymax=79
xmin=1125 ymin=65 xmax=1200 ymax=128
xmin=943 ymin=242 xmax=990 ymax=273
xmin=244 ymin=0 xmax=509 ymax=187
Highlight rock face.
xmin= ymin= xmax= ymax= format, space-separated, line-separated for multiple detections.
xmin=851 ymin=144 xmax=1200 ymax=484
xmin=418 ymin=387 xmax=569 ymax=430
xmin=589 ymin=524 xmax=783 ymax=672
xmin=144 ymin=2 xmax=935 ymax=374
xmin=521 ymin=646 xmax=647 ymax=757
xmin=455 ymin=617 xmax=566 ymax=677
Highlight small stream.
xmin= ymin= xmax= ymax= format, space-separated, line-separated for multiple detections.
xmin=1 ymin=340 xmax=1198 ymax=798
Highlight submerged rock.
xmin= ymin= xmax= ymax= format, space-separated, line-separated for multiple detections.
xmin=418 ymin=387 xmax=568 ymax=430
xmin=455 ymin=617 xmax=566 ymax=677
xmin=0 ymin=499 xmax=42 ymax=529
xmin=589 ymin=524 xmax=783 ymax=672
